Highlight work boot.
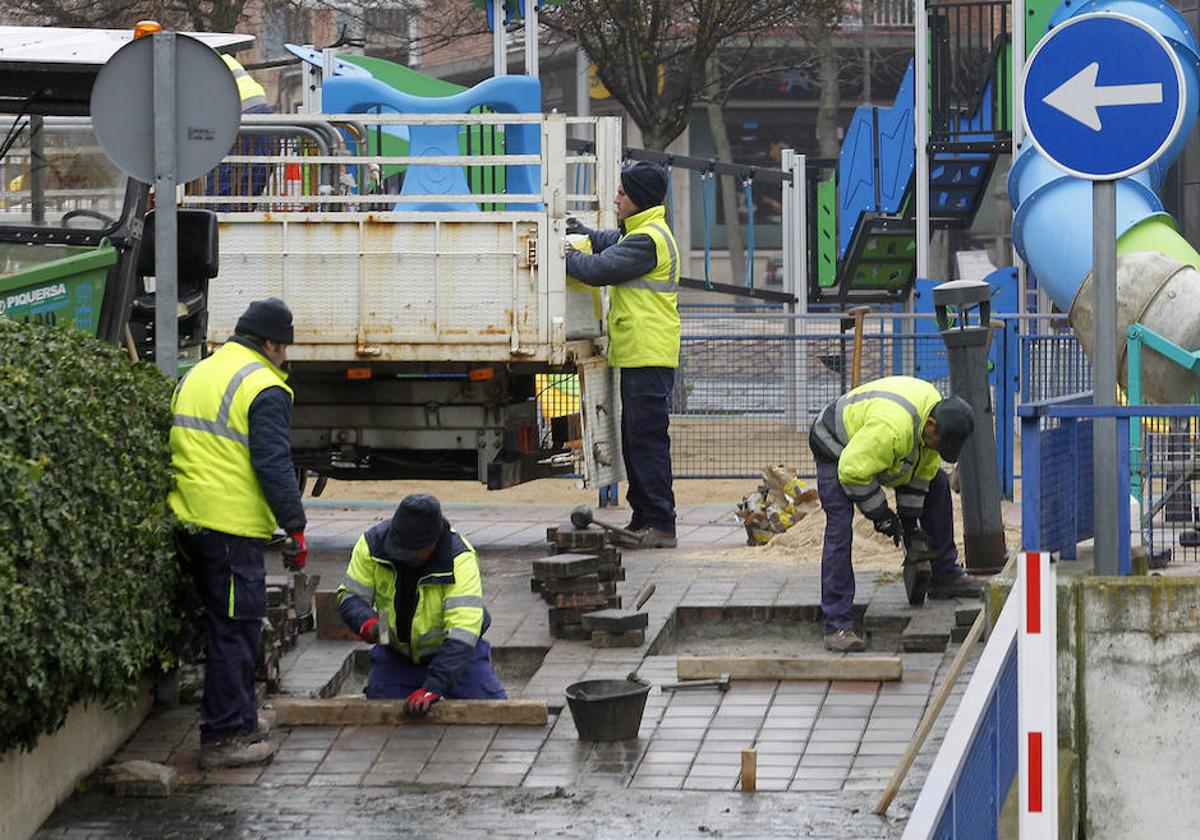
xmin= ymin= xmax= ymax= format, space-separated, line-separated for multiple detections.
xmin=244 ymin=713 xmax=271 ymax=744
xmin=824 ymin=628 xmax=866 ymax=653
xmin=928 ymin=573 xmax=986 ymax=600
xmin=198 ymin=736 xmax=278 ymax=771
xmin=609 ymin=529 xmax=644 ymax=548
xmin=638 ymin=528 xmax=677 ymax=549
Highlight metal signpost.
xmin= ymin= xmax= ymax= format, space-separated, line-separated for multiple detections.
xmin=91 ymin=33 xmax=240 ymax=379
xmin=1023 ymin=12 xmax=1185 ymax=576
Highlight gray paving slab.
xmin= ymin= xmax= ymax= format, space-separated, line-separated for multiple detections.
xmin=48 ymin=499 xmax=988 ymax=838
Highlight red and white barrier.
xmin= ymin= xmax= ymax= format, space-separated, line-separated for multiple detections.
xmin=1018 ymin=551 xmax=1058 ymax=837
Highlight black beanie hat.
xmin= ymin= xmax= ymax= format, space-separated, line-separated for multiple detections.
xmin=384 ymin=494 xmax=446 ymax=560
xmin=932 ymin=396 xmax=976 ymax=463
xmin=620 ymin=161 xmax=669 ymax=211
xmin=235 ymin=298 xmax=294 ymax=344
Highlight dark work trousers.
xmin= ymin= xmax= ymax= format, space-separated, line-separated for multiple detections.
xmin=365 ymin=639 xmax=508 ymax=700
xmin=620 ymin=366 xmax=677 ymax=534
xmin=178 ymin=529 xmax=267 ymax=744
xmin=815 ymin=461 xmax=963 ymax=632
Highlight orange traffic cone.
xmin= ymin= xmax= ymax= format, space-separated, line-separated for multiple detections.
xmin=285 ymin=163 xmax=303 ymax=211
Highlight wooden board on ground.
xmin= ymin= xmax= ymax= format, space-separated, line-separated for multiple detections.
xmin=271 ymin=697 xmax=548 ymax=726
xmin=676 ymin=656 xmax=903 ymax=682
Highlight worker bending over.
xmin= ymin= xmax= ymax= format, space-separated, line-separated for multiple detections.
xmin=809 ymin=376 xmax=984 ymax=652
xmin=565 ymin=161 xmax=681 ymax=548
xmin=337 ymin=494 xmax=506 ymax=715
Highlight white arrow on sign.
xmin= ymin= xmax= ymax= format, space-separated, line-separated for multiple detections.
xmin=1042 ymin=61 xmax=1163 ymax=131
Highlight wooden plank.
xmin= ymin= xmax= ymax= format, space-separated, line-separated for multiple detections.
xmin=271 ymin=697 xmax=548 ymax=727
xmin=676 ymin=656 xmax=903 ymax=682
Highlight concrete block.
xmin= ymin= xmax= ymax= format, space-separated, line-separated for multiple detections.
xmin=542 ymin=574 xmax=601 ymax=593
xmin=104 ymin=760 xmax=179 ymax=798
xmin=532 ymin=554 xmax=598 ymax=580
xmin=314 ymin=590 xmax=358 ymax=642
xmin=545 ymin=590 xmax=608 ymax=609
xmin=581 ymin=609 xmax=649 ymax=633
xmin=590 ymin=629 xmax=646 ymax=648
xmin=1080 ymin=576 xmax=1200 ymax=839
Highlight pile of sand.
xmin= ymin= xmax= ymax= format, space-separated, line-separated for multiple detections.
xmin=705 ymin=487 xmax=1024 ymax=573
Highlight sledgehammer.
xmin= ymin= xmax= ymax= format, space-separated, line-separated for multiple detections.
xmin=570 ymin=505 xmax=642 ymax=542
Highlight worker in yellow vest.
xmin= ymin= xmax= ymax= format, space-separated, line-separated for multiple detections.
xmin=222 ymin=53 xmax=271 ymax=114
xmin=809 ymin=376 xmax=984 ymax=652
xmin=214 ymin=54 xmax=272 ymax=203
xmin=170 ymin=298 xmax=307 ymax=769
xmin=565 ymin=161 xmax=680 ymax=549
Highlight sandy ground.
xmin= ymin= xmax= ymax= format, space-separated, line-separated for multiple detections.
xmin=306 ymin=477 xmax=751 ymax=507
xmin=310 ymin=474 xmax=1022 ymax=575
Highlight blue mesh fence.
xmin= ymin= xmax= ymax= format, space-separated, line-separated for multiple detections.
xmin=1138 ymin=419 xmax=1200 ymax=569
xmin=931 ymin=641 xmax=1019 ymax=840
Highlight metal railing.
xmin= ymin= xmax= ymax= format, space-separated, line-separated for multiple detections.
xmin=840 ymin=0 xmax=917 ymax=28
xmin=928 ymin=0 xmax=1012 ymax=151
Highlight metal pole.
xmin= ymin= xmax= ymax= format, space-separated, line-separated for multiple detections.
xmin=493 ymin=0 xmax=507 ymax=77
xmin=153 ymin=32 xmax=179 ymax=379
xmin=301 ymin=43 xmax=321 ymax=114
xmin=914 ymin=0 xmax=930 ymax=281
xmin=783 ymin=149 xmax=799 ymax=430
xmin=1012 ymin=0 xmax=1028 ymax=318
xmin=1093 ymin=179 xmax=1118 ymax=575
xmin=525 ymin=0 xmax=539 ymax=80
xmin=576 ymin=47 xmax=590 ymax=123
xmin=862 ymin=0 xmax=873 ymax=104
xmin=29 ymin=114 xmax=44 ymax=226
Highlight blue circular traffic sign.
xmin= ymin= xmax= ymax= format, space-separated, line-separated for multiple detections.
xmin=1023 ymin=12 xmax=1185 ymax=180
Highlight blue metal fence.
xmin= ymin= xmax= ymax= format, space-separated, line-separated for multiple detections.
xmin=932 ymin=643 xmax=1018 ymax=840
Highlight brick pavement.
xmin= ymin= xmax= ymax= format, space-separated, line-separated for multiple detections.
xmin=41 ymin=497 xmax=980 ymax=837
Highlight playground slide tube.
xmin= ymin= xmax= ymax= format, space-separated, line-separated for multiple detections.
xmin=1009 ymin=0 xmax=1200 ymax=311
xmin=1008 ymin=0 xmax=1200 ymax=401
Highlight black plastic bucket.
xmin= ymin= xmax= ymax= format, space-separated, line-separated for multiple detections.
xmin=563 ymin=677 xmax=651 ymax=742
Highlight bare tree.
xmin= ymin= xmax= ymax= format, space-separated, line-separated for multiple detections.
xmin=4 ymin=0 xmax=252 ymax=32
xmin=542 ymin=0 xmax=839 ymax=151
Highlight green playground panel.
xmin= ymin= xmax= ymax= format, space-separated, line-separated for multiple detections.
xmin=845 ymin=231 xmax=918 ymax=290
xmin=816 ymin=174 xmax=839 ymax=289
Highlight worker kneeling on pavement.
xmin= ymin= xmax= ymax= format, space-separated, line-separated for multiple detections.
xmin=337 ymin=494 xmax=507 ymax=715
xmin=809 ymin=376 xmax=984 ymax=653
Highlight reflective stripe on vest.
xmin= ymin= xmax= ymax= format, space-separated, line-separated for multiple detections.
xmin=624 ymin=222 xmax=680 ymax=293
xmin=168 ymin=342 xmax=293 ymax=538
xmin=222 ymin=55 xmax=269 ymax=111
xmin=608 ymin=205 xmax=681 ymax=368
xmin=828 ymin=389 xmax=923 ymax=485
xmin=172 ymin=361 xmax=263 ymax=446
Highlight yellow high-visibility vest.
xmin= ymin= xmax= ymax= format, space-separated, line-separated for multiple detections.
xmin=169 ymin=341 xmax=293 ymax=538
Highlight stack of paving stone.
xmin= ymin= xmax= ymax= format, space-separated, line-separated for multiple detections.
xmin=581 ymin=607 xmax=648 ymax=647
xmin=259 ymin=573 xmax=321 ymax=691
xmin=534 ymin=526 xmax=625 ymax=640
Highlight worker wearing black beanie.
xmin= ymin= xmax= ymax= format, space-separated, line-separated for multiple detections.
xmin=620 ymin=161 xmax=669 ymax=212
xmin=564 ymin=161 xmax=681 ymax=549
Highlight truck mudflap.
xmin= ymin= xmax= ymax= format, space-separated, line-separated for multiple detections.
xmin=577 ymin=355 xmax=625 ymax=489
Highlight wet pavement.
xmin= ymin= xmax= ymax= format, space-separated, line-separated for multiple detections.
xmin=36 ymin=498 xmax=978 ymax=838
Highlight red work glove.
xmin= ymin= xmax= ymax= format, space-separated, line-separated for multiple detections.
xmin=281 ymin=530 xmax=308 ymax=571
xmin=404 ymin=687 xmax=442 ymax=718
xmin=359 ymin=616 xmax=381 ymax=644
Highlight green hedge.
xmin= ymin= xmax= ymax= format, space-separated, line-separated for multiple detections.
xmin=0 ymin=319 xmax=187 ymax=753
